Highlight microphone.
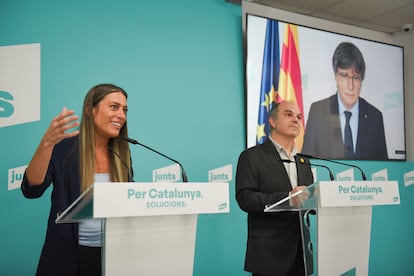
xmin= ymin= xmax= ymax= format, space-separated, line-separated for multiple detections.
xmin=296 ymin=153 xmax=367 ymax=181
xmin=279 ymin=158 xmax=335 ymax=181
xmin=108 ymin=147 xmax=134 ymax=182
xmin=122 ymin=137 xmax=188 ymax=182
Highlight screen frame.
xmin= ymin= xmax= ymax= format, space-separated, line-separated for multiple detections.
xmin=242 ymin=8 xmax=406 ymax=161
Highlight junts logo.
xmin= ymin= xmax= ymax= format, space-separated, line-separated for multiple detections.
xmin=208 ymin=164 xmax=232 ymax=182
xmin=404 ymin=170 xmax=414 ymax=187
xmin=0 ymin=43 xmax=40 ymax=128
xmin=8 ymin=165 xmax=27 ymax=191
xmin=153 ymin=164 xmax=180 ymax=182
xmin=0 ymin=90 xmax=14 ymax=118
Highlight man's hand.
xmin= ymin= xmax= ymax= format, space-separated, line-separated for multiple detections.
xmin=290 ymin=186 xmax=310 ymax=207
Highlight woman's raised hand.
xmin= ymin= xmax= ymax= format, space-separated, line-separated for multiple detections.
xmin=42 ymin=107 xmax=80 ymax=147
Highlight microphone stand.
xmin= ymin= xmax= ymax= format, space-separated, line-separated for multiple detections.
xmin=108 ymin=147 xmax=133 ymax=182
xmin=280 ymin=158 xmax=335 ymax=181
xmin=296 ymin=153 xmax=367 ymax=181
xmin=122 ymin=137 xmax=188 ymax=182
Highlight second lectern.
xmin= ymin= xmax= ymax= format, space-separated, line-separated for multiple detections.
xmin=265 ymin=180 xmax=400 ymax=276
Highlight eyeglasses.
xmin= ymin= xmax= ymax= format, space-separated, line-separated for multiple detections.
xmin=337 ymin=71 xmax=363 ymax=85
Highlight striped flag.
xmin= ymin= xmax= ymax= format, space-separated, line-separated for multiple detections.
xmin=256 ymin=19 xmax=280 ymax=145
xmin=277 ymin=23 xmax=305 ymax=150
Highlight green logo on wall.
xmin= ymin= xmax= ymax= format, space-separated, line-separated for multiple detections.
xmin=0 ymin=90 xmax=14 ymax=118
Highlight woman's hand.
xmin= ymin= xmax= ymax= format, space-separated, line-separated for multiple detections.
xmin=41 ymin=107 xmax=80 ymax=147
xmin=25 ymin=107 xmax=80 ymax=186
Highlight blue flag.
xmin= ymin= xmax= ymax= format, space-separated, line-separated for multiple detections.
xmin=256 ymin=19 xmax=280 ymax=145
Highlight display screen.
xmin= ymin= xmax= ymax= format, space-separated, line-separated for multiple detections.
xmin=245 ymin=13 xmax=405 ymax=161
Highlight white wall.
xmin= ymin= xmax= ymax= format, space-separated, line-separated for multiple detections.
xmin=393 ymin=31 xmax=414 ymax=161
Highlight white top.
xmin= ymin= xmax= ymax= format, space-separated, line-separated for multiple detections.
xmin=78 ymin=173 xmax=109 ymax=247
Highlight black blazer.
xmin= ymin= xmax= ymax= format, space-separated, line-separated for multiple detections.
xmin=21 ymin=136 xmax=133 ymax=276
xmin=235 ymin=139 xmax=314 ymax=275
xmin=22 ymin=137 xmax=81 ymax=276
xmin=302 ymin=94 xmax=388 ymax=160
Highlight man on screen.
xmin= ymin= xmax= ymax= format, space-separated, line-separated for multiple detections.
xmin=302 ymin=41 xmax=388 ymax=160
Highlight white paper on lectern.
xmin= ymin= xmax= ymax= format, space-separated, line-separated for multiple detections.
xmin=264 ymin=189 xmax=302 ymax=211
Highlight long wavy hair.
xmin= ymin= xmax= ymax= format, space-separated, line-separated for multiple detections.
xmin=78 ymin=84 xmax=131 ymax=192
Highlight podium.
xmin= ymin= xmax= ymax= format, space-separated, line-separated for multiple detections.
xmin=56 ymin=182 xmax=230 ymax=276
xmin=265 ymin=181 xmax=400 ymax=276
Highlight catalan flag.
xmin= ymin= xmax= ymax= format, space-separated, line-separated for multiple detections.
xmin=277 ymin=23 xmax=305 ymax=150
xmin=256 ymin=19 xmax=280 ymax=145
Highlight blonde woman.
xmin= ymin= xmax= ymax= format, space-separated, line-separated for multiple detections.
xmin=22 ymin=84 xmax=133 ymax=276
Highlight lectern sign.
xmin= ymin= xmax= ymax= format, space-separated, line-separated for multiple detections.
xmin=319 ymin=180 xmax=400 ymax=207
xmin=94 ymin=182 xmax=230 ymax=218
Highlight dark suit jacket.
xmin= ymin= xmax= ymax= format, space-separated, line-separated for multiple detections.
xmin=302 ymin=94 xmax=388 ymax=160
xmin=235 ymin=139 xmax=314 ymax=275
xmin=21 ymin=136 xmax=133 ymax=276
xmin=21 ymin=137 xmax=81 ymax=276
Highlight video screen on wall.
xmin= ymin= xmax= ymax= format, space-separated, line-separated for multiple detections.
xmin=245 ymin=13 xmax=406 ymax=161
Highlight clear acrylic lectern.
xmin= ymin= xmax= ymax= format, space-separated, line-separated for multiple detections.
xmin=264 ymin=180 xmax=400 ymax=276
